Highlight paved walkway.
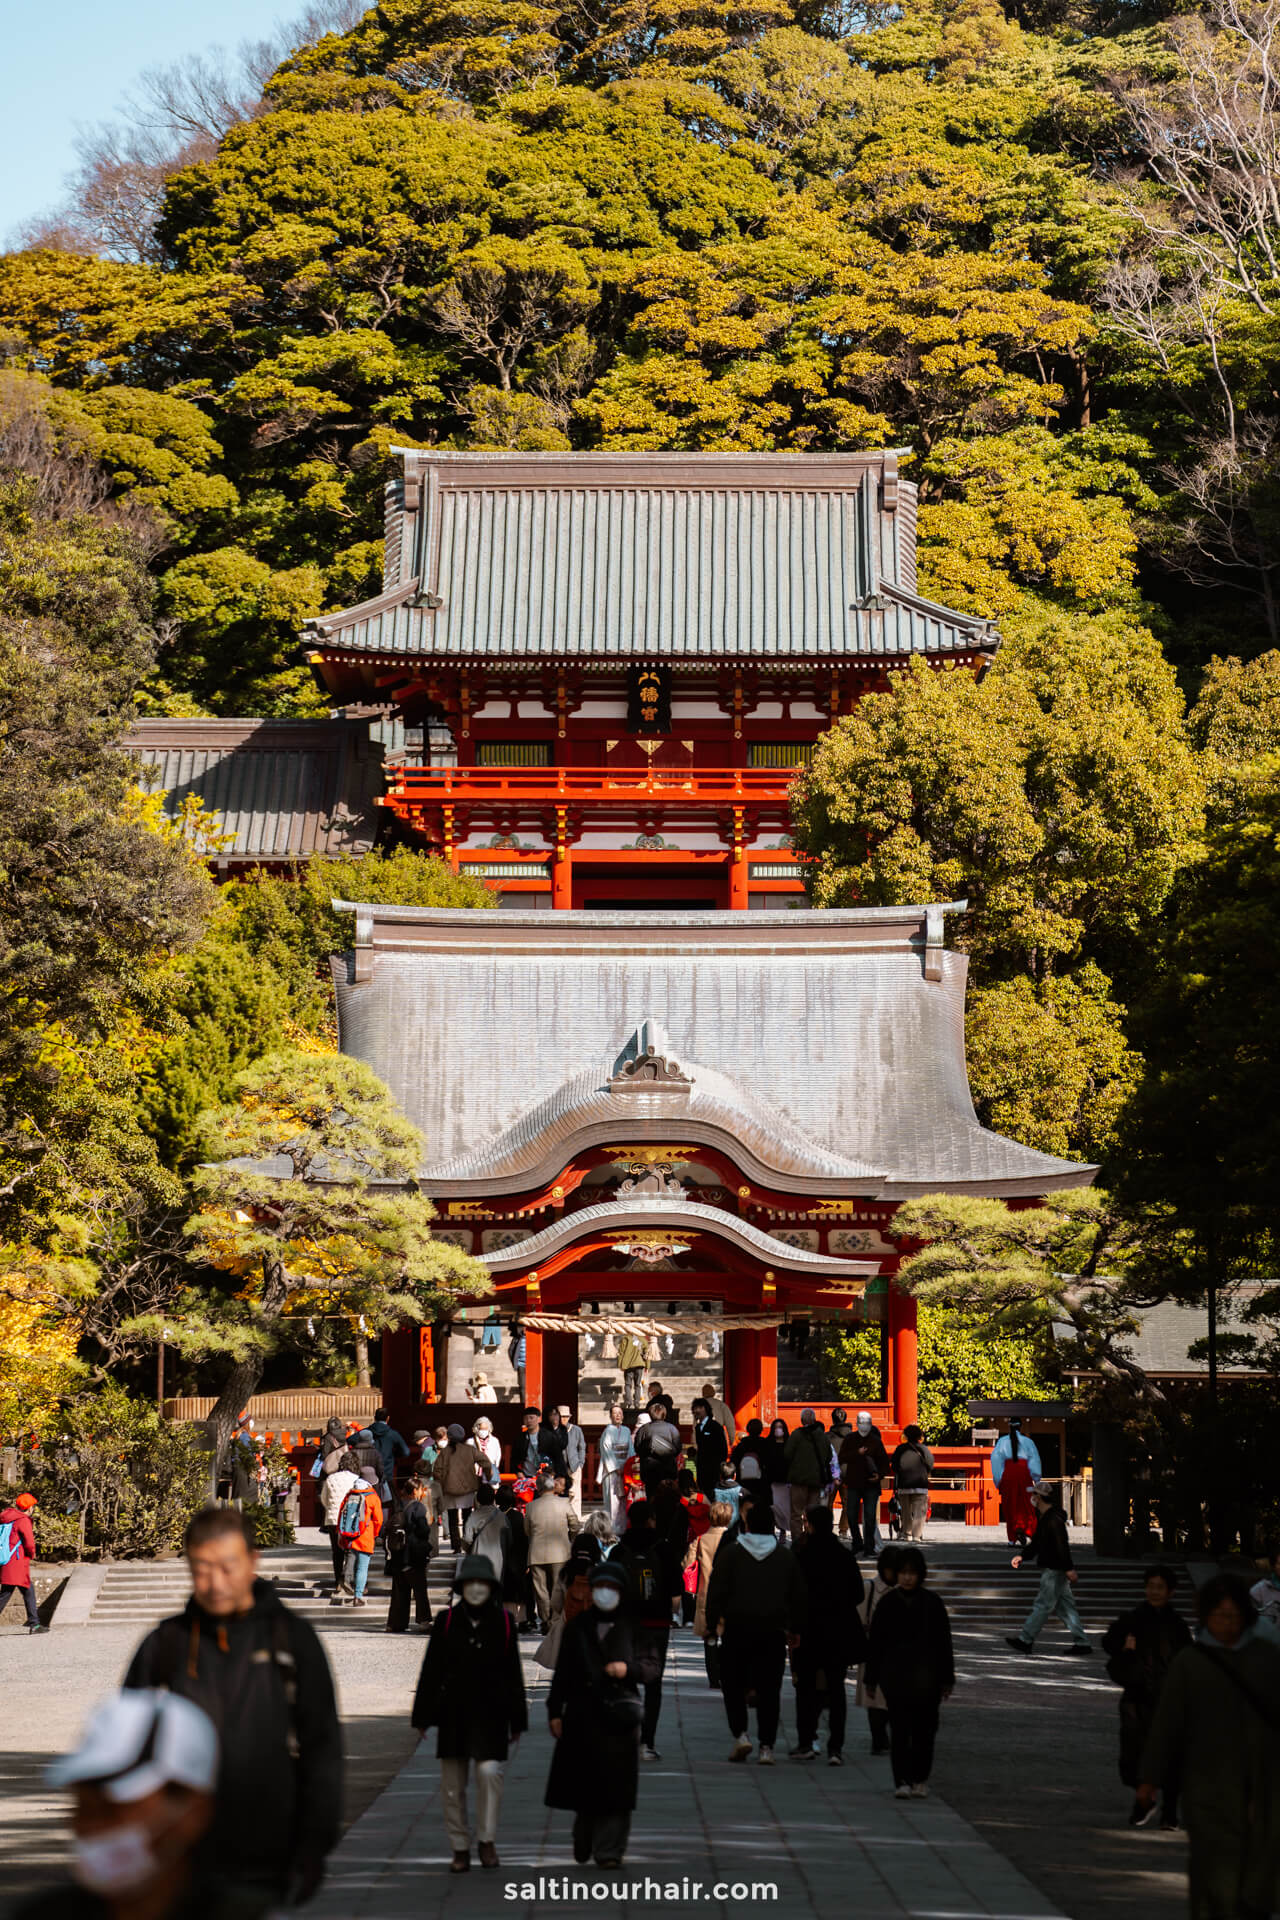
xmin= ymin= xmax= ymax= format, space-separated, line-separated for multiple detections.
xmin=311 ymin=1627 xmax=1066 ymax=1920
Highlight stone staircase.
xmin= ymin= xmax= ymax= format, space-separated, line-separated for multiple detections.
xmin=81 ymin=1522 xmax=1181 ymax=1653
xmin=85 ymin=1538 xmax=465 ymax=1632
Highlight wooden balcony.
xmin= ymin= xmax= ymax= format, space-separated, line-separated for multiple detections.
xmin=380 ymin=764 xmax=797 ymax=807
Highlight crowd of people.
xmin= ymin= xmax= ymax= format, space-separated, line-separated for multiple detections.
xmin=13 ymin=1391 xmax=1280 ymax=1918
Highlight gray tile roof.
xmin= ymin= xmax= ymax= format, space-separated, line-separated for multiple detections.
xmin=306 ymin=451 xmax=997 ymax=663
xmin=331 ymin=903 xmax=1095 ymax=1199
xmin=1056 ymin=1293 xmax=1270 ymax=1377
xmin=128 ymin=718 xmax=386 ymax=866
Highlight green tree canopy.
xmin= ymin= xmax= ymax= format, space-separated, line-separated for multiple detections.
xmin=179 ymin=1049 xmax=485 ymax=1456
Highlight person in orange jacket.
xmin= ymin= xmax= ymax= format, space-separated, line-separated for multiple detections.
xmin=0 ymin=1491 xmax=43 ymax=1633
xmin=337 ymin=1475 xmax=384 ymax=1609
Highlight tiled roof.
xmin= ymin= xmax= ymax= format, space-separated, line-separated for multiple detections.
xmin=1056 ymin=1293 xmax=1272 ymax=1377
xmin=306 ymin=451 xmax=997 ymax=663
xmin=330 ymin=903 xmax=1095 ymax=1200
xmin=128 ymin=718 xmax=386 ymax=866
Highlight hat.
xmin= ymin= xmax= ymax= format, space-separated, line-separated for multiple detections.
xmin=453 ymin=1554 xmax=500 ymax=1591
xmin=1031 ymin=1478 xmax=1055 ymax=1499
xmin=446 ymin=1423 xmax=465 ymax=1442
xmin=474 ymin=1372 xmax=488 ymax=1385
xmin=47 ymin=1691 xmax=217 ymax=1803
xmin=589 ymin=1561 xmax=629 ymax=1593
xmin=14 ymin=1492 xmax=37 ymax=1512
xmin=556 ymin=1404 xmax=571 ymax=1417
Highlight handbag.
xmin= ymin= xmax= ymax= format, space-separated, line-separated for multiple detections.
xmin=600 ymin=1686 xmax=644 ymax=1731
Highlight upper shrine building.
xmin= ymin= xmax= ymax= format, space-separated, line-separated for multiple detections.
xmin=133 ymin=451 xmax=1092 ymax=1479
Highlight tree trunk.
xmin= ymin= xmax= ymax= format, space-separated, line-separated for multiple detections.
xmin=207 ymin=1254 xmax=290 ymax=1472
xmin=355 ymin=1331 xmax=371 ymax=1389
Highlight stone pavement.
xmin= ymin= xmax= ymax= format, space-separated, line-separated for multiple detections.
xmin=311 ymin=1626 xmax=1066 ymax=1920
xmin=0 ymin=1528 xmax=1191 ymax=1920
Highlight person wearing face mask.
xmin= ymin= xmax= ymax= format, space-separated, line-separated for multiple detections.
xmin=545 ymin=1561 xmax=660 ymax=1869
xmin=411 ymin=1555 xmax=528 ymax=1875
xmin=839 ymin=1412 xmax=889 ymax=1556
xmin=14 ymin=1689 xmax=257 ymax=1920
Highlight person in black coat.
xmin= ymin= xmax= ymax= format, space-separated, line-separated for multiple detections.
xmin=790 ymin=1506 xmax=868 ymax=1764
xmin=123 ymin=1508 xmax=341 ymax=1907
xmin=610 ymin=1497 xmax=684 ymax=1759
xmin=412 ymin=1554 xmax=528 ymax=1874
xmin=385 ymin=1478 xmax=434 ymax=1633
xmin=1102 ymin=1566 xmax=1191 ymax=1828
xmin=538 ymin=1409 xmax=570 ymax=1479
xmin=545 ymin=1561 xmax=660 ymax=1868
xmin=691 ymin=1398 xmax=730 ymax=1497
xmin=864 ymin=1546 xmax=954 ymax=1797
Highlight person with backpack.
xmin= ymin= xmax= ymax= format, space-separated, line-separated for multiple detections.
xmin=336 ymin=1472 xmax=383 ymax=1609
xmin=790 ymin=1506 xmax=867 ymax=1765
xmin=890 ymin=1426 xmax=934 ymax=1544
xmin=1102 ymin=1565 xmax=1191 ymax=1829
xmin=412 ymin=1555 xmax=528 ymax=1874
xmin=1005 ymin=1480 xmax=1092 ymax=1657
xmin=782 ymin=1408 xmax=833 ymax=1540
xmin=0 ymin=1490 xmax=42 ymax=1633
xmin=545 ymin=1560 xmax=660 ymax=1869
xmin=1137 ymin=1574 xmax=1280 ymax=1919
xmin=320 ymin=1449 xmax=363 ymax=1593
xmin=633 ymin=1399 xmax=682 ymax=1498
xmin=610 ymin=1500 xmax=683 ymax=1762
xmin=385 ymin=1476 xmax=434 ymax=1634
xmin=348 ymin=1428 xmax=384 ymax=1493
xmin=706 ymin=1506 xmax=808 ymax=1766
xmin=864 ymin=1546 xmax=955 ymax=1799
xmin=123 ymin=1506 xmax=341 ymax=1908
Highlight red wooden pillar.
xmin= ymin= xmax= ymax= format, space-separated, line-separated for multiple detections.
xmin=524 ymin=1326 xmax=544 ymax=1410
xmin=381 ymin=1327 xmax=417 ymax=1429
xmin=552 ymin=806 xmax=573 ymax=909
xmin=728 ymin=805 xmax=748 ymax=910
xmin=725 ymin=1327 xmax=777 ymax=1428
xmin=888 ymin=1286 xmax=918 ymax=1428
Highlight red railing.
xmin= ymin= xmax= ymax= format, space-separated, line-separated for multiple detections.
xmin=381 ymin=765 xmax=796 ymax=808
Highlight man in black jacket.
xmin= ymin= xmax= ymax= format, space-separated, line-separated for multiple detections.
xmin=386 ymin=1476 xmax=434 ymax=1633
xmin=634 ymin=1400 xmax=682 ymax=1498
xmin=609 ymin=1502 xmax=682 ymax=1762
xmin=790 ymin=1507 xmax=867 ymax=1764
xmin=124 ymin=1507 xmax=342 ymax=1907
xmin=1006 ymin=1481 xmax=1093 ymax=1656
xmin=691 ymin=1398 xmax=729 ymax=1498
xmin=1102 ymin=1566 xmax=1190 ymax=1827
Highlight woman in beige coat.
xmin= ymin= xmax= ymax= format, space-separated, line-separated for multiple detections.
xmin=686 ymin=1501 xmax=732 ymax=1687
xmin=855 ymin=1544 xmax=901 ymax=1756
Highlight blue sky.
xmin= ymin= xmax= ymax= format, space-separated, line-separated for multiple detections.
xmin=1 ymin=0 xmax=304 ymax=244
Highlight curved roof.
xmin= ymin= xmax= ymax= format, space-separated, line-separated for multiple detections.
xmin=306 ymin=450 xmax=998 ymax=663
xmin=330 ymin=903 xmax=1096 ymax=1201
xmin=477 ymin=1196 xmax=882 ymax=1276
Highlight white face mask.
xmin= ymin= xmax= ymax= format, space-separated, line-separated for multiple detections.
xmin=73 ymin=1824 xmax=159 ymax=1896
xmin=593 ymin=1587 xmax=622 ymax=1613
xmin=461 ymin=1582 xmax=491 ymax=1607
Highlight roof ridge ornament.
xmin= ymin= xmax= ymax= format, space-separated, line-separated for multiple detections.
xmin=610 ymin=1046 xmax=693 ymax=1092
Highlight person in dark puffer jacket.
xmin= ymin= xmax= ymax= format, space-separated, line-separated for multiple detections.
xmin=705 ymin=1508 xmax=807 ymax=1767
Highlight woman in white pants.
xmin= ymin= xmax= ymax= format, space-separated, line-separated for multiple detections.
xmin=411 ymin=1556 xmax=528 ymax=1872
xmin=598 ymin=1405 xmax=634 ymax=1533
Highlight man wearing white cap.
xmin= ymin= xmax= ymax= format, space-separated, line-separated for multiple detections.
xmin=13 ymin=1689 xmax=270 ymax=1918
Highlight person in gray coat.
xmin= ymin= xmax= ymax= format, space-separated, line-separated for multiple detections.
xmin=558 ymin=1405 xmax=587 ymax=1522
xmin=526 ymin=1483 xmax=582 ymax=1630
